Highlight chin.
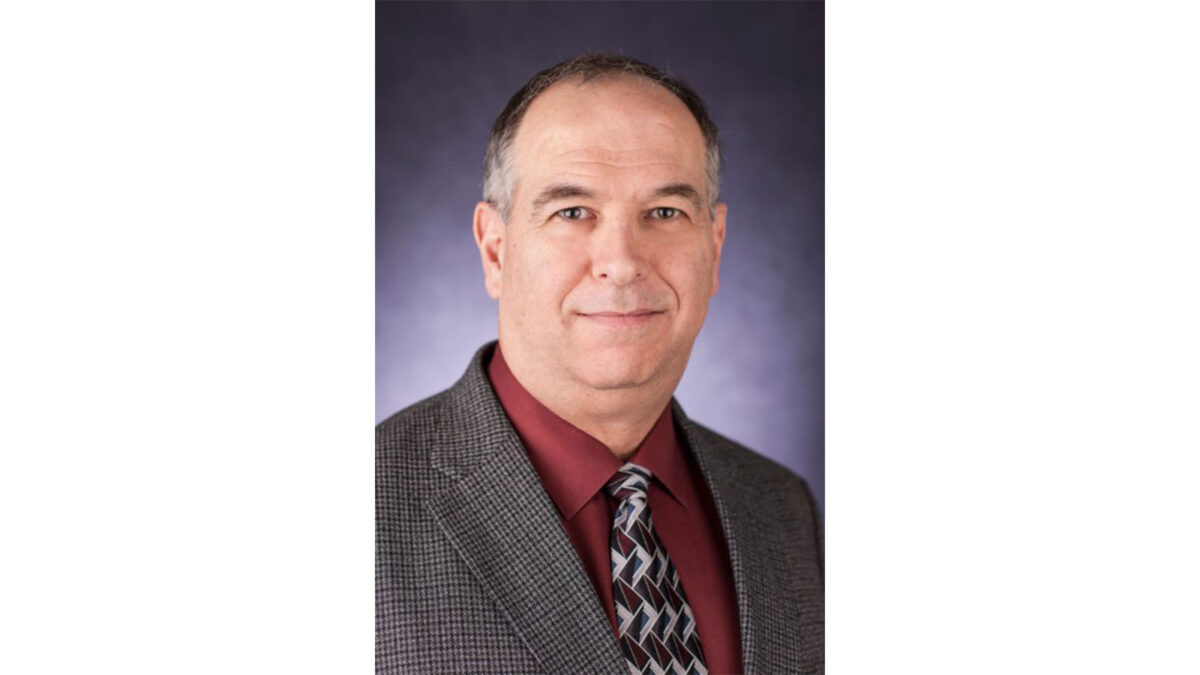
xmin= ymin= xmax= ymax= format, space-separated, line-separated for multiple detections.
xmin=572 ymin=346 xmax=662 ymax=391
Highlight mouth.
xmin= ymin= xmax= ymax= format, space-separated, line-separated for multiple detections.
xmin=577 ymin=310 xmax=665 ymax=328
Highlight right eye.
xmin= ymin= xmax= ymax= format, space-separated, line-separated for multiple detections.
xmin=556 ymin=206 xmax=590 ymax=220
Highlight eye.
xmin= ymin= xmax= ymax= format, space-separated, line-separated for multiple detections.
xmin=555 ymin=206 xmax=590 ymax=220
xmin=650 ymin=207 xmax=681 ymax=220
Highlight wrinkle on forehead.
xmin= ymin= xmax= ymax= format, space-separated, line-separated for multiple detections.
xmin=528 ymin=155 xmax=700 ymax=209
xmin=533 ymin=125 xmax=697 ymax=164
xmin=555 ymin=154 xmax=684 ymax=171
xmin=532 ymin=109 xmax=699 ymax=157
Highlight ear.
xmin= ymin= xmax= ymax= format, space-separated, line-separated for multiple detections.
xmin=473 ymin=201 xmax=506 ymax=299
xmin=710 ymin=202 xmax=728 ymax=296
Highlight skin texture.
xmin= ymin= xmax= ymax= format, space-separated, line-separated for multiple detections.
xmin=473 ymin=76 xmax=727 ymax=458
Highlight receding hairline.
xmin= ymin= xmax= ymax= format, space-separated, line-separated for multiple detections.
xmin=512 ymin=74 xmax=707 ymax=147
xmin=521 ymin=72 xmax=703 ymax=127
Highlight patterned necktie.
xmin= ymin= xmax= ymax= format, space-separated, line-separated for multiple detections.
xmin=606 ymin=462 xmax=708 ymax=675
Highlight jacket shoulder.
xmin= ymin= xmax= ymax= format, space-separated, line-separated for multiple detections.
xmin=377 ymin=390 xmax=448 ymax=450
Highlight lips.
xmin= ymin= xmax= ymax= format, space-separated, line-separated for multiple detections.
xmin=582 ymin=310 xmax=662 ymax=317
xmin=576 ymin=309 xmax=665 ymax=329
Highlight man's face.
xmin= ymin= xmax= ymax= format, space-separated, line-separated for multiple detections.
xmin=476 ymin=76 xmax=726 ymax=396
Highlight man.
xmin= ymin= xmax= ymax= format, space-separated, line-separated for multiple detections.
xmin=377 ymin=54 xmax=823 ymax=674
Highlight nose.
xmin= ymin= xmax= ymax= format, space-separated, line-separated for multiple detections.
xmin=589 ymin=219 xmax=648 ymax=285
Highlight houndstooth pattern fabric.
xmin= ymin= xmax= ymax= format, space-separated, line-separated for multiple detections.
xmin=377 ymin=342 xmax=825 ymax=674
xmin=607 ymin=463 xmax=708 ymax=675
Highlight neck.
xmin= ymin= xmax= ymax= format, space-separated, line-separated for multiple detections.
xmin=498 ymin=342 xmax=681 ymax=459
xmin=552 ymin=384 xmax=673 ymax=459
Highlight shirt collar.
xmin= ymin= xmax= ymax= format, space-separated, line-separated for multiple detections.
xmin=485 ymin=342 xmax=690 ymax=519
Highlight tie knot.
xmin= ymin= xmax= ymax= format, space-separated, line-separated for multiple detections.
xmin=605 ymin=462 xmax=652 ymax=501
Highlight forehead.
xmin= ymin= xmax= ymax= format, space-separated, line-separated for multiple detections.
xmin=510 ymin=76 xmax=708 ymax=201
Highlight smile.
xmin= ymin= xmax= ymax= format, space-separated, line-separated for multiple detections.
xmin=577 ymin=310 xmax=665 ymax=328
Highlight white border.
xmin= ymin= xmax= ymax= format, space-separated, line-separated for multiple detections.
xmin=829 ymin=1 xmax=1200 ymax=672
xmin=0 ymin=2 xmax=374 ymax=672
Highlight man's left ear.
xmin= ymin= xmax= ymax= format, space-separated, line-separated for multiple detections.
xmin=710 ymin=202 xmax=728 ymax=296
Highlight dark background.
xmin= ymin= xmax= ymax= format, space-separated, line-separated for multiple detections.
xmin=377 ymin=1 xmax=824 ymax=509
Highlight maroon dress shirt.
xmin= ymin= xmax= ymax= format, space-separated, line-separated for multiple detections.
xmin=486 ymin=344 xmax=744 ymax=673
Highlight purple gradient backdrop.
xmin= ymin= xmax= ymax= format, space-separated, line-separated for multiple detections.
xmin=376 ymin=1 xmax=824 ymax=509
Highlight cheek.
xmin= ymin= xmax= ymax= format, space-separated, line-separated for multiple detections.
xmin=510 ymin=237 xmax=588 ymax=306
xmin=658 ymin=246 xmax=715 ymax=306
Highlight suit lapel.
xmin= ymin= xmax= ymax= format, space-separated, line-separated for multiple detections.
xmin=425 ymin=345 xmax=625 ymax=674
xmin=674 ymin=400 xmax=811 ymax=674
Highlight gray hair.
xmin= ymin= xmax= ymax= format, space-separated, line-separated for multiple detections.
xmin=483 ymin=53 xmax=722 ymax=222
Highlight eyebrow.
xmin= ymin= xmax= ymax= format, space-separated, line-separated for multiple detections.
xmin=528 ymin=181 xmax=706 ymax=217
xmin=530 ymin=183 xmax=598 ymax=215
xmin=651 ymin=183 xmax=704 ymax=213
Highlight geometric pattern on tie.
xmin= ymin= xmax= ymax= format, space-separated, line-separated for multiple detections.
xmin=605 ymin=463 xmax=708 ymax=675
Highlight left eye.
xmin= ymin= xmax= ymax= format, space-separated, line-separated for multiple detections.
xmin=651 ymin=207 xmax=680 ymax=219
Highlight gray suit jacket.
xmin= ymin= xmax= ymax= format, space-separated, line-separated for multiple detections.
xmin=377 ymin=342 xmax=823 ymax=673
